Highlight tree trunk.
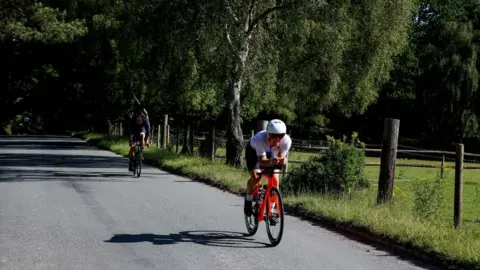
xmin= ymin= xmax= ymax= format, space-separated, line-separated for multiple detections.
xmin=225 ymin=57 xmax=247 ymax=167
xmin=181 ymin=124 xmax=191 ymax=155
xmin=200 ymin=121 xmax=217 ymax=158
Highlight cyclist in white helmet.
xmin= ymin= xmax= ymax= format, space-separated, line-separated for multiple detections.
xmin=244 ymin=119 xmax=292 ymax=216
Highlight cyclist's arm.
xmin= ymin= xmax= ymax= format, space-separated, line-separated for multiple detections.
xmin=277 ymin=135 xmax=292 ymax=162
xmin=254 ymin=139 xmax=279 ymax=167
xmin=278 ymin=135 xmax=292 ymax=157
xmin=258 ymin=154 xmax=279 ymax=167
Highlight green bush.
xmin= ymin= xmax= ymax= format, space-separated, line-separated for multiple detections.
xmin=412 ymin=174 xmax=445 ymax=220
xmin=283 ymin=133 xmax=369 ymax=196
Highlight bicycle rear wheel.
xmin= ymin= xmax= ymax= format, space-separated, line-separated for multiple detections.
xmin=266 ymin=187 xmax=284 ymax=246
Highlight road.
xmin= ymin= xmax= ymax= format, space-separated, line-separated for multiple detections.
xmin=0 ymin=136 xmax=438 ymax=270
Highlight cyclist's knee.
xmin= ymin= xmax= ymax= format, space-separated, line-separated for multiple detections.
xmin=246 ymin=177 xmax=256 ymax=191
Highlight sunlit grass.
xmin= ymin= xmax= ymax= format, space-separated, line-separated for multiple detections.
xmin=74 ymin=131 xmax=480 ymax=267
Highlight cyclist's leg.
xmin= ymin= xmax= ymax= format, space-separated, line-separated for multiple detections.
xmin=139 ymin=127 xmax=146 ymax=146
xmin=244 ymin=142 xmax=260 ymax=215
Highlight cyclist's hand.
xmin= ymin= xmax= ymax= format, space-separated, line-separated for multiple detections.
xmin=271 ymin=157 xmax=279 ymax=166
xmin=146 ymin=139 xmax=150 ymax=147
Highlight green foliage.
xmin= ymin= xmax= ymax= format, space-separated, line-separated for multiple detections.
xmin=412 ymin=174 xmax=445 ymax=221
xmin=283 ymin=133 xmax=369 ymax=196
xmin=0 ymin=3 xmax=87 ymax=43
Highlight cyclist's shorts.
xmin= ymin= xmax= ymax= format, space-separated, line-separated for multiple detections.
xmin=245 ymin=139 xmax=282 ymax=171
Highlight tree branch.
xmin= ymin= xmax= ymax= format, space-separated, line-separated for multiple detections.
xmin=247 ymin=2 xmax=293 ymax=35
xmin=246 ymin=0 xmax=256 ymax=32
xmin=225 ymin=0 xmax=239 ymax=24
xmin=225 ymin=23 xmax=236 ymax=51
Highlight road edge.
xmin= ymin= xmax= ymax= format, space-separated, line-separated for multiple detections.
xmin=76 ymin=134 xmax=477 ymax=270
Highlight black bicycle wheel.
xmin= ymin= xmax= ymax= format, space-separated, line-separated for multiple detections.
xmin=135 ymin=153 xmax=142 ymax=177
xmin=266 ymin=187 xmax=285 ymax=246
xmin=244 ymin=195 xmax=259 ymax=236
xmin=131 ymin=159 xmax=137 ymax=177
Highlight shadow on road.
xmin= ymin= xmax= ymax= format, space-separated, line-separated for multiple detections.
xmin=0 ymin=136 xmax=174 ymax=182
xmin=0 ymin=153 xmax=128 ymax=169
xmin=0 ymin=140 xmax=92 ymax=150
xmin=104 ymin=230 xmax=271 ymax=248
xmin=0 ymin=136 xmax=139 ymax=181
xmin=0 ymin=169 xmax=144 ymax=182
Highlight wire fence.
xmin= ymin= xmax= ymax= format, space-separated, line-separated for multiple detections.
xmin=149 ymin=125 xmax=480 ymax=171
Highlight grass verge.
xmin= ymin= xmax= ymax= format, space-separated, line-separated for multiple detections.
xmin=75 ymin=131 xmax=480 ymax=269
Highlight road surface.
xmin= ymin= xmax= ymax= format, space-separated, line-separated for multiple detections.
xmin=0 ymin=136 xmax=438 ymax=270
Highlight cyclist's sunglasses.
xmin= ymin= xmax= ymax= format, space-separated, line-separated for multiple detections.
xmin=268 ymin=134 xmax=285 ymax=140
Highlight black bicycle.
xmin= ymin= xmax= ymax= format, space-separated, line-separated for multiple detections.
xmin=131 ymin=142 xmax=144 ymax=178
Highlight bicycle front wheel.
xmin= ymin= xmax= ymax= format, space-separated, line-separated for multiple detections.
xmin=244 ymin=195 xmax=259 ymax=236
xmin=266 ymin=187 xmax=284 ymax=246
xmin=135 ymin=155 xmax=142 ymax=177
xmin=131 ymin=159 xmax=137 ymax=177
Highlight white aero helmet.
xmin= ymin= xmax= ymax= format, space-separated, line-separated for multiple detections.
xmin=266 ymin=119 xmax=287 ymax=135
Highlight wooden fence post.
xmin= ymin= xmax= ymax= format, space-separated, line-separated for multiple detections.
xmin=454 ymin=143 xmax=464 ymax=228
xmin=162 ymin=114 xmax=168 ymax=149
xmin=175 ymin=126 xmax=180 ymax=154
xmin=377 ymin=118 xmax=400 ymax=204
xmin=151 ymin=125 xmax=155 ymax=145
xmin=210 ymin=124 xmax=216 ymax=161
xmin=189 ymin=125 xmax=194 ymax=153
xmin=440 ymin=154 xmax=445 ymax=179
xmin=157 ymin=124 xmax=161 ymax=149
xmin=167 ymin=125 xmax=170 ymax=145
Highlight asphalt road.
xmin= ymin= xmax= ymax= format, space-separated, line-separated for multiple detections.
xmin=0 ymin=136 xmax=439 ymax=270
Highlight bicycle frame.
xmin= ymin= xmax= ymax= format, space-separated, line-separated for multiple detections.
xmin=253 ymin=170 xmax=281 ymax=222
xmin=133 ymin=142 xmax=144 ymax=155
xmin=131 ymin=142 xmax=144 ymax=167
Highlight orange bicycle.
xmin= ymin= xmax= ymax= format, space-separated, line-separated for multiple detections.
xmin=244 ymin=168 xmax=285 ymax=246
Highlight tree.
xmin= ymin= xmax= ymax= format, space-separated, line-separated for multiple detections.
xmin=221 ymin=0 xmax=298 ymax=166
xmin=0 ymin=1 xmax=87 ymax=127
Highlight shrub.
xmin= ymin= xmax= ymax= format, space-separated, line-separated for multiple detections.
xmin=283 ymin=132 xmax=369 ymax=196
xmin=412 ymin=173 xmax=445 ymax=220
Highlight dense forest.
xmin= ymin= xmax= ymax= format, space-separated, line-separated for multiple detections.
xmin=1 ymin=0 xmax=479 ymax=164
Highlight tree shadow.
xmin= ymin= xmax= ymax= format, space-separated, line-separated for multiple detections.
xmin=104 ymin=230 xmax=271 ymax=248
xmin=0 ymin=140 xmax=91 ymax=150
xmin=0 ymin=169 xmax=144 ymax=182
xmin=0 ymin=136 xmax=128 ymax=168
xmin=0 ymin=153 xmax=128 ymax=169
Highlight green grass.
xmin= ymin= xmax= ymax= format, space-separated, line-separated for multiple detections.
xmin=215 ymin=145 xmax=480 ymax=185
xmin=76 ymin=131 xmax=480 ymax=268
